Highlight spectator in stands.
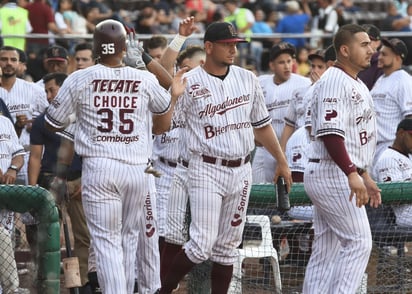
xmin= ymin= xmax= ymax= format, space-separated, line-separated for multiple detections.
xmin=135 ymin=2 xmax=160 ymax=34
xmin=274 ymin=0 xmax=311 ymax=50
xmin=311 ymin=0 xmax=339 ymax=47
xmin=223 ymin=0 xmax=255 ymax=67
xmin=26 ymin=0 xmax=62 ymax=59
xmin=296 ymin=46 xmax=311 ymax=77
xmin=372 ymin=118 xmax=412 ymax=227
xmin=251 ymin=8 xmax=275 ymax=73
xmin=358 ymin=24 xmax=383 ymax=90
xmin=381 ymin=1 xmax=412 ymax=65
xmin=0 ymin=0 xmax=32 ymax=51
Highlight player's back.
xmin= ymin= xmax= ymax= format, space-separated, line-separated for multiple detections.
xmin=48 ymin=64 xmax=171 ymax=164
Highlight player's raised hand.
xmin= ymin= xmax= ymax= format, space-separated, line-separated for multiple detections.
xmin=179 ymin=16 xmax=198 ymax=37
xmin=170 ymin=67 xmax=188 ymax=99
xmin=123 ymin=26 xmax=146 ymax=69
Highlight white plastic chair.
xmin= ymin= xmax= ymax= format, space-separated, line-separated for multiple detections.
xmin=229 ymin=215 xmax=282 ymax=294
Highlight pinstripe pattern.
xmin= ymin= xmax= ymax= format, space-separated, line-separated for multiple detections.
xmin=252 ymin=73 xmax=311 ymax=184
xmin=153 ymin=158 xmax=176 ymax=237
xmin=303 ymin=161 xmax=372 ymax=293
xmin=370 ymin=70 xmax=412 ymax=161
xmin=1 ymin=79 xmax=48 ymax=184
xmin=285 ymin=126 xmax=311 ymax=173
xmin=45 ymin=64 xmax=171 ymax=164
xmin=284 ymin=84 xmax=312 ymax=129
xmin=310 ymin=67 xmax=377 ymax=170
xmin=176 ymin=65 xmax=270 ymax=159
xmin=82 ymin=158 xmax=159 ymax=294
xmin=259 ymin=73 xmax=311 ymax=138
xmin=165 ymin=163 xmax=190 ymax=245
xmin=372 ymin=148 xmax=412 ymax=227
xmin=183 ymin=155 xmax=252 ymax=265
xmin=303 ymin=65 xmax=376 ymax=294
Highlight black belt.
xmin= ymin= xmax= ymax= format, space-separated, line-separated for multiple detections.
xmin=178 ymin=158 xmax=189 ymax=168
xmin=309 ymin=159 xmax=366 ymax=176
xmin=159 ymin=157 xmax=177 ymax=168
xmin=202 ymin=154 xmax=251 ymax=168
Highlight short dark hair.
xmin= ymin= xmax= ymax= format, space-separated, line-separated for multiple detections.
xmin=176 ymin=45 xmax=205 ymax=67
xmin=0 ymin=46 xmax=19 ymax=59
xmin=333 ymin=24 xmax=366 ymax=55
xmin=43 ymin=72 xmax=68 ymax=86
xmin=74 ymin=42 xmax=93 ymax=53
xmin=144 ymin=35 xmax=168 ymax=51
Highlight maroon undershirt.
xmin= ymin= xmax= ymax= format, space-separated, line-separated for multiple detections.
xmin=322 ymin=134 xmax=358 ymax=175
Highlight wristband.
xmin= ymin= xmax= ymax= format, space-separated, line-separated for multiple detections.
xmin=169 ymin=35 xmax=187 ymax=52
xmin=142 ymin=52 xmax=153 ymax=65
xmin=56 ymin=163 xmax=70 ymax=179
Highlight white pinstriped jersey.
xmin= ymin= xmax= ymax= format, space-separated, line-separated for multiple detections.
xmin=370 ymin=69 xmax=412 ymax=144
xmin=372 ymin=147 xmax=412 ymax=182
xmin=259 ymin=73 xmax=311 ymax=138
xmin=152 ymin=127 xmax=180 ymax=162
xmin=284 ymin=84 xmax=311 ymax=129
xmin=45 ymin=64 xmax=171 ymax=164
xmin=285 ymin=126 xmax=311 ymax=173
xmin=174 ymin=65 xmax=270 ymax=158
xmin=0 ymin=115 xmax=25 ymax=172
xmin=310 ymin=66 xmax=377 ymax=169
xmin=303 ymin=84 xmax=316 ymax=127
xmin=1 ymin=79 xmax=48 ymax=147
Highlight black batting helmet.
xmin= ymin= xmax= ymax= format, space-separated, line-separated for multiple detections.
xmin=93 ymin=19 xmax=126 ymax=59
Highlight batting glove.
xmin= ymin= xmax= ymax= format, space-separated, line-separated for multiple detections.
xmin=49 ymin=177 xmax=68 ymax=206
xmin=124 ymin=26 xmax=146 ymax=70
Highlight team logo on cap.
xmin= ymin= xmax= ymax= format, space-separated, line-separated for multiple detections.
xmin=228 ymin=24 xmax=236 ymax=37
xmin=51 ymin=48 xmax=61 ymax=57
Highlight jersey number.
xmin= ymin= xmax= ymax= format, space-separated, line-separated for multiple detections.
xmin=101 ymin=43 xmax=115 ymax=54
xmin=97 ymin=108 xmax=134 ymax=134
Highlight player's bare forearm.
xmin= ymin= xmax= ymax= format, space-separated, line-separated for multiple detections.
xmin=28 ymin=145 xmax=43 ymax=186
xmin=279 ymin=124 xmax=295 ymax=152
xmin=3 ymin=155 xmax=23 ymax=184
xmin=254 ymin=125 xmax=292 ymax=188
xmin=147 ymin=59 xmax=173 ymax=89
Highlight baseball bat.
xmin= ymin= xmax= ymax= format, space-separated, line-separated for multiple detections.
xmin=60 ymin=199 xmax=81 ymax=294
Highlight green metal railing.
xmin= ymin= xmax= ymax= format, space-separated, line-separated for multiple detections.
xmin=0 ymin=185 xmax=60 ymax=294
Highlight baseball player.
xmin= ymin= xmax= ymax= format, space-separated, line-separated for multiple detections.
xmin=372 ymin=118 xmax=412 ymax=227
xmin=303 ymin=24 xmax=381 ymax=293
xmin=160 ymin=45 xmax=205 ymax=283
xmin=0 ymin=115 xmax=26 ymax=294
xmin=252 ymin=42 xmax=311 ymax=184
xmin=370 ymin=38 xmax=412 ymax=164
xmin=0 ymin=45 xmax=48 ymax=185
xmin=45 ymin=19 xmax=187 ymax=294
xmin=159 ymin=21 xmax=291 ymax=294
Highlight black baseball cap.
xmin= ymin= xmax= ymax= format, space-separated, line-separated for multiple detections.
xmin=381 ymin=38 xmax=408 ymax=61
xmin=204 ymin=22 xmax=247 ymax=43
xmin=308 ymin=49 xmax=325 ymax=61
xmin=397 ymin=118 xmax=412 ymax=132
xmin=362 ymin=24 xmax=381 ymax=41
xmin=45 ymin=45 xmax=68 ymax=62
xmin=324 ymin=45 xmax=336 ymax=62
xmin=269 ymin=42 xmax=296 ymax=61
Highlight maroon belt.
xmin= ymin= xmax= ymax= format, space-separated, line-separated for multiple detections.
xmin=308 ymin=158 xmax=366 ymax=176
xmin=159 ymin=157 xmax=177 ymax=168
xmin=202 ymin=154 xmax=251 ymax=168
xmin=178 ymin=158 xmax=189 ymax=168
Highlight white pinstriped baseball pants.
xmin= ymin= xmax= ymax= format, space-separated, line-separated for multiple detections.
xmin=81 ymin=158 xmax=160 ymax=294
xmin=303 ymin=161 xmax=372 ymax=294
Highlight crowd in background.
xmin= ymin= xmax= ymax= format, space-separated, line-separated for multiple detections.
xmin=2 ymin=0 xmax=412 ymax=79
